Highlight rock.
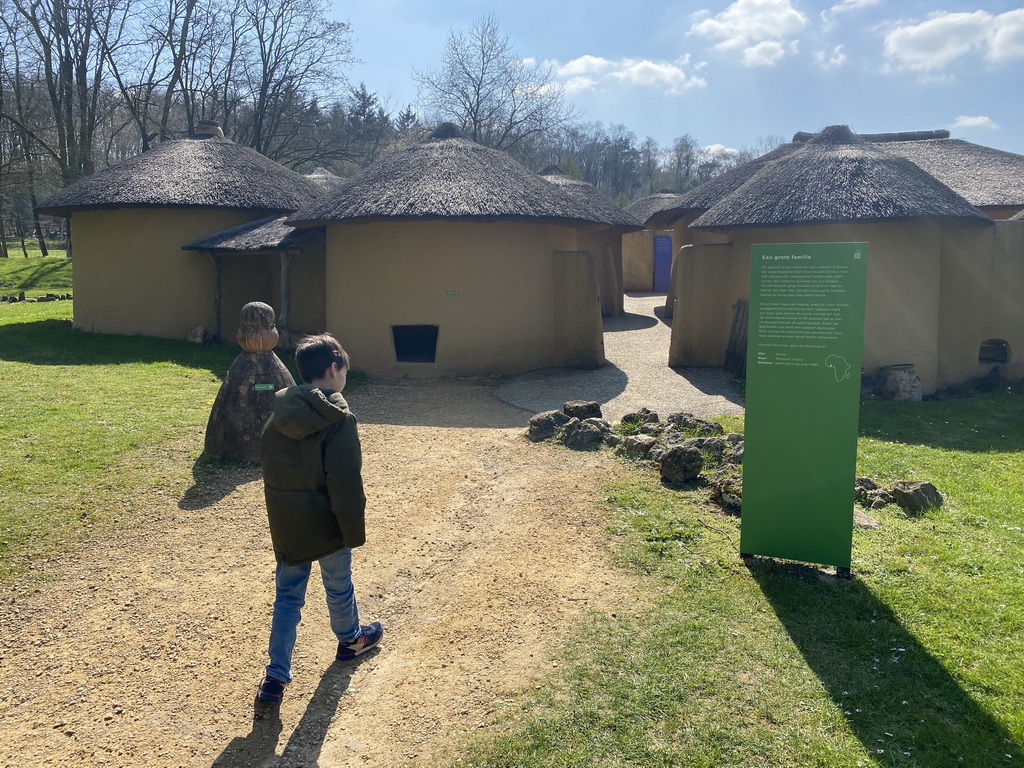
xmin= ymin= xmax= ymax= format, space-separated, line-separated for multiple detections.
xmin=680 ymin=437 xmax=726 ymax=464
xmin=603 ymin=433 xmax=623 ymax=447
xmin=853 ymin=508 xmax=881 ymax=529
xmin=526 ymin=410 xmax=571 ymax=442
xmin=562 ymin=400 xmax=602 ymax=420
xmin=724 ymin=441 xmax=744 ymax=464
xmin=616 ymin=434 xmax=658 ymax=458
xmin=878 ymin=364 xmax=922 ymax=401
xmin=709 ymin=465 xmax=743 ymax=513
xmin=638 ymin=422 xmax=665 ymax=436
xmin=583 ymin=418 xmax=612 ymax=434
xmin=890 ymin=481 xmax=943 ymax=513
xmin=187 ymin=326 xmax=212 ymax=344
xmin=659 ymin=445 xmax=704 ymax=485
xmin=666 ymin=413 xmax=725 ymax=436
xmin=561 ymin=418 xmax=605 ymax=450
xmin=621 ymin=407 xmax=660 ymax=425
xmin=855 ymin=476 xmax=894 ymax=509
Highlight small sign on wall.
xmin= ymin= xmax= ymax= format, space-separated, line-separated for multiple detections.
xmin=740 ymin=242 xmax=869 ymax=569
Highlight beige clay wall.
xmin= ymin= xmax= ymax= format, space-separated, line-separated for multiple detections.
xmin=71 ymin=208 xmax=256 ymax=339
xmin=622 ymin=230 xmax=652 ymax=291
xmin=577 ymin=227 xmax=624 ymax=316
xmin=669 ymin=222 xmax=946 ymax=393
xmin=286 ymin=247 xmax=327 ymax=338
xmin=220 ymin=253 xmax=275 ymax=338
xmin=939 ymin=221 xmax=1024 ymax=384
xmin=323 ymin=220 xmax=601 ymax=376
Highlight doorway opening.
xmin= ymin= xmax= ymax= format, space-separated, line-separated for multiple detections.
xmin=393 ymin=325 xmax=439 ymax=363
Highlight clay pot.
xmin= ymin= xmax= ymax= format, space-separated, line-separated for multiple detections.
xmin=236 ymin=301 xmax=279 ymax=352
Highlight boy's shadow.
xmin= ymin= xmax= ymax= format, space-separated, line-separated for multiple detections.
xmin=211 ymin=655 xmax=374 ymax=767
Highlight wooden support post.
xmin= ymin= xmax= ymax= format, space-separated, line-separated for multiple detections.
xmin=279 ymin=250 xmax=294 ymax=348
xmin=208 ymin=251 xmax=222 ymax=340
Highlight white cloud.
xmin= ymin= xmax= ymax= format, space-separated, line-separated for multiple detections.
xmin=691 ymin=0 xmax=807 ymax=65
xmin=950 ymin=115 xmax=1000 ymax=130
xmin=813 ymin=44 xmax=847 ymax=69
xmin=821 ymin=0 xmax=880 ymax=31
xmin=988 ymin=9 xmax=1024 ymax=61
xmin=553 ymin=55 xmax=706 ymax=95
xmin=884 ymin=10 xmax=1024 ymax=72
xmin=742 ymin=40 xmax=788 ymax=66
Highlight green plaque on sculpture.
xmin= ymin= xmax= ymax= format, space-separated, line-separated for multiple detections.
xmin=740 ymin=242 xmax=868 ymax=568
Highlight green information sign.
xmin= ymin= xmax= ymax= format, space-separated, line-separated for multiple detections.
xmin=741 ymin=242 xmax=868 ymax=569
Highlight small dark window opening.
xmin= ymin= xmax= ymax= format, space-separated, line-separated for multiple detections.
xmin=979 ymin=339 xmax=1010 ymax=364
xmin=393 ymin=325 xmax=439 ymax=363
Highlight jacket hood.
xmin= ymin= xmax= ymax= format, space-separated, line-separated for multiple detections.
xmin=272 ymin=385 xmax=351 ymax=440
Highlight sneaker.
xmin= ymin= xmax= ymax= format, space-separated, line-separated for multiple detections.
xmin=256 ymin=676 xmax=286 ymax=703
xmin=336 ymin=621 xmax=384 ymax=661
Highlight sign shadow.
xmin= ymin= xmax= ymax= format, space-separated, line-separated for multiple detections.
xmin=746 ymin=558 xmax=1022 ymax=765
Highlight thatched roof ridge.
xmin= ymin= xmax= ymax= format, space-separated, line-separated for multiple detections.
xmin=37 ymin=136 xmax=322 ymax=216
xmin=288 ymin=135 xmax=616 ymax=228
xmin=624 ymin=192 xmax=688 ymax=228
xmin=674 ymin=142 xmax=800 ymax=213
xmin=692 ymin=125 xmax=992 ymax=230
xmin=872 ymin=138 xmax=1024 ymax=208
xmin=537 ymin=166 xmax=642 ymax=229
xmin=181 ymin=216 xmax=322 ymax=252
xmin=306 ymin=167 xmax=346 ymax=193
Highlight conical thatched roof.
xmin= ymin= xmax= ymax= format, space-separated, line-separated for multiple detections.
xmin=537 ymin=165 xmax=642 ymax=229
xmin=288 ymin=127 xmax=617 ymax=229
xmin=624 ymin=192 xmax=688 ymax=228
xmin=691 ymin=125 xmax=992 ymax=230
xmin=871 ymin=137 xmax=1024 ymax=209
xmin=306 ymin=167 xmax=346 ymax=193
xmin=675 ymin=143 xmax=800 ymax=213
xmin=37 ymin=136 xmax=322 ymax=216
xmin=181 ymin=216 xmax=322 ymax=253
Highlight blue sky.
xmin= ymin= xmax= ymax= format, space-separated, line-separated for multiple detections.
xmin=335 ymin=0 xmax=1024 ymax=156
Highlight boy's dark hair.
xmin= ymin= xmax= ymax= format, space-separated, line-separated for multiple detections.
xmin=295 ymin=333 xmax=350 ymax=384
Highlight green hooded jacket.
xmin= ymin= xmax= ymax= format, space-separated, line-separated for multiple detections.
xmin=260 ymin=385 xmax=366 ymax=565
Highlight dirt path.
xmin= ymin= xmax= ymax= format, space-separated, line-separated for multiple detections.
xmin=0 ymin=378 xmax=641 ymax=767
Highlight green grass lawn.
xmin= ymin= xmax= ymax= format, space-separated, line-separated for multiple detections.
xmin=0 ymin=253 xmax=72 ymax=296
xmin=461 ymin=398 xmax=1023 ymax=767
xmin=0 ymin=300 xmax=240 ymax=582
xmin=2 ymin=296 xmax=1021 ymax=766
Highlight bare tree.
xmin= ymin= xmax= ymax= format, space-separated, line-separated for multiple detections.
xmin=413 ymin=13 xmax=575 ymax=154
xmin=233 ymin=0 xmax=352 ymax=160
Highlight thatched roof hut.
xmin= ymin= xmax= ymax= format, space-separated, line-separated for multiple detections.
xmin=691 ymin=125 xmax=992 ymax=230
xmin=674 ymin=143 xmax=800 ymax=215
xmin=624 ymin=192 xmax=689 ymax=229
xmin=537 ymin=166 xmax=642 ymax=230
xmin=305 ymin=167 xmax=346 ymax=193
xmin=286 ymin=126 xmax=610 ymax=376
xmin=288 ymin=125 xmax=616 ymax=229
xmin=37 ymin=129 xmax=322 ymax=216
xmin=790 ymin=129 xmax=1024 ymax=215
xmin=872 ymin=136 xmax=1024 ymax=211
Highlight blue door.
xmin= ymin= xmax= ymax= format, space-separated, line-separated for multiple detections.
xmin=653 ymin=236 xmax=672 ymax=292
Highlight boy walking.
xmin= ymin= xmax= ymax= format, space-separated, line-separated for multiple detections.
xmin=256 ymin=333 xmax=383 ymax=703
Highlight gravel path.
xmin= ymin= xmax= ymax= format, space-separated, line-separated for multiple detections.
xmin=495 ymin=293 xmax=745 ymax=421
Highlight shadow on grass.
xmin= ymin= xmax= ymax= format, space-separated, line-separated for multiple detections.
xmin=859 ymin=394 xmax=1024 ymax=453
xmin=211 ymin=655 xmax=372 ymax=767
xmin=0 ymin=258 xmax=71 ymax=290
xmin=0 ymin=319 xmax=239 ymax=372
xmin=747 ymin=558 xmax=1022 ymax=766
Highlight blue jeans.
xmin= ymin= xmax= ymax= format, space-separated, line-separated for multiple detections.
xmin=265 ymin=547 xmax=361 ymax=683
